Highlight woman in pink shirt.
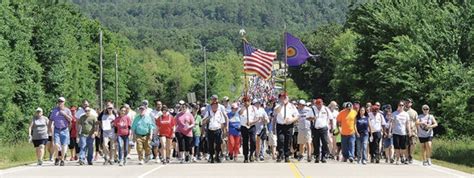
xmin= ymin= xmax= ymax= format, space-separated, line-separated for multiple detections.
xmin=175 ymin=101 xmax=195 ymax=164
xmin=114 ymin=106 xmax=132 ymax=166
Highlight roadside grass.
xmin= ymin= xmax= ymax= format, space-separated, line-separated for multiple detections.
xmin=413 ymin=137 xmax=474 ymax=174
xmin=0 ymin=142 xmax=36 ymax=169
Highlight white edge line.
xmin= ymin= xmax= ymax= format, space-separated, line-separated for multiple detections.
xmin=137 ymin=165 xmax=165 ymax=178
xmin=0 ymin=167 xmax=35 ymax=176
xmin=413 ymin=160 xmax=467 ymax=178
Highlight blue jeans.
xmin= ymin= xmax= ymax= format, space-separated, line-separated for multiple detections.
xmin=117 ymin=135 xmax=129 ymax=161
xmin=341 ymin=134 xmax=355 ymax=160
xmin=54 ymin=128 xmax=70 ymax=146
xmin=79 ymin=136 xmax=94 ymax=163
xmin=193 ymin=136 xmax=200 ymax=157
xmin=356 ymin=134 xmax=369 ymax=161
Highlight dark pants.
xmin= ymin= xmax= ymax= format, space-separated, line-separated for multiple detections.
xmin=277 ymin=124 xmax=293 ymax=159
xmin=370 ymin=132 xmax=382 ymax=161
xmin=207 ymin=129 xmax=222 ymax=159
xmin=241 ymin=126 xmax=256 ymax=160
xmin=312 ymin=127 xmax=329 ymax=160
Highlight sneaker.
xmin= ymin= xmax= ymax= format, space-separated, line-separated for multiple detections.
xmin=376 ymin=159 xmax=380 ymax=164
xmin=192 ymin=157 xmax=197 ymax=163
xmin=243 ymin=159 xmax=248 ymax=163
xmin=315 ymin=159 xmax=320 ymax=163
xmin=422 ymin=160 xmax=427 ymax=166
xmin=103 ymin=159 xmax=108 ymax=165
xmin=321 ymin=159 xmax=327 ymax=163
xmin=349 ymin=158 xmax=354 ymax=163
xmin=259 ymin=156 xmax=265 ymax=162
xmin=229 ymin=155 xmax=234 ymax=161
xmin=37 ymin=160 xmax=42 ymax=166
xmin=144 ymin=158 xmax=149 ymax=164
xmin=216 ymin=158 xmax=222 ymax=163
xmin=155 ymin=158 xmax=160 ymax=163
xmin=357 ymin=160 xmax=361 ymax=164
xmin=119 ymin=162 xmax=123 ymax=166
xmin=234 ymin=156 xmax=238 ymax=162
xmin=297 ymin=156 xmax=303 ymax=162
xmin=88 ymin=162 xmax=93 ymax=165
xmin=54 ymin=159 xmax=59 ymax=166
xmin=285 ymin=157 xmax=290 ymax=163
xmin=109 ymin=160 xmax=114 ymax=165
xmin=60 ymin=160 xmax=65 ymax=166
xmin=78 ymin=160 xmax=84 ymax=166
xmin=390 ymin=159 xmax=395 ymax=164
xmin=276 ymin=158 xmax=282 ymax=163
xmin=395 ymin=161 xmax=400 ymax=165
xmin=427 ymin=159 xmax=432 ymax=166
xmin=139 ymin=160 xmax=144 ymax=165
xmin=362 ymin=160 xmax=367 ymax=165
xmin=123 ymin=160 xmax=127 ymax=166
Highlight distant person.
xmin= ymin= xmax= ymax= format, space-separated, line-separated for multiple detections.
xmin=68 ymin=106 xmax=79 ymax=161
xmin=328 ymin=101 xmax=340 ymax=158
xmin=191 ymin=104 xmax=202 ymax=162
xmin=355 ymin=107 xmax=369 ymax=165
xmin=392 ymin=101 xmax=412 ymax=165
xmin=337 ymin=102 xmax=357 ymax=163
xmin=382 ymin=105 xmax=395 ymax=163
xmin=132 ymin=105 xmax=155 ymax=165
xmin=48 ymin=97 xmax=73 ymax=166
xmin=404 ymin=99 xmax=418 ymax=164
xmin=296 ymin=100 xmax=314 ymax=162
xmin=202 ymin=101 xmax=226 ymax=163
xmin=100 ymin=103 xmax=117 ymax=165
xmin=309 ymin=98 xmax=332 ymax=163
xmin=150 ymin=100 xmax=163 ymax=162
xmin=114 ymin=106 xmax=132 ymax=166
xmin=175 ymin=101 xmax=195 ymax=164
xmin=156 ymin=105 xmax=176 ymax=164
xmin=28 ymin=107 xmax=50 ymax=166
xmin=77 ymin=107 xmax=98 ymax=165
xmin=368 ymin=102 xmax=386 ymax=163
xmin=274 ymin=92 xmax=298 ymax=163
xmin=416 ymin=105 xmax=438 ymax=166
xmin=254 ymin=99 xmax=269 ymax=162
xmin=227 ymin=103 xmax=241 ymax=161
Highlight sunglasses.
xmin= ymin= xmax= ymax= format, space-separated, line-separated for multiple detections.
xmin=423 ymin=108 xmax=429 ymax=111
xmin=398 ymin=104 xmax=404 ymax=106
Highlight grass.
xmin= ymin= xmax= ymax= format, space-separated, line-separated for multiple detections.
xmin=413 ymin=137 xmax=474 ymax=174
xmin=0 ymin=142 xmax=36 ymax=169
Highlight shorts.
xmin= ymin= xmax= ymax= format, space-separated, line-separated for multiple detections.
xmin=336 ymin=142 xmax=341 ymax=147
xmin=193 ymin=136 xmax=200 ymax=147
xmin=54 ymin=128 xmax=70 ymax=146
xmin=268 ymin=133 xmax=277 ymax=146
xmin=297 ymin=130 xmax=312 ymax=144
xmin=393 ymin=134 xmax=407 ymax=150
xmin=151 ymin=135 xmax=160 ymax=147
xmin=418 ymin=137 xmax=433 ymax=143
xmin=383 ymin=137 xmax=393 ymax=148
xmin=33 ymin=139 xmax=48 ymax=147
xmin=68 ymin=137 xmax=78 ymax=149
xmin=176 ymin=132 xmax=193 ymax=152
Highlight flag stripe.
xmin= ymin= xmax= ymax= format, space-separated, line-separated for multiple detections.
xmin=243 ymin=42 xmax=276 ymax=80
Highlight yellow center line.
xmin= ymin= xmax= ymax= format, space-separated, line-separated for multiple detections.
xmin=289 ymin=161 xmax=311 ymax=178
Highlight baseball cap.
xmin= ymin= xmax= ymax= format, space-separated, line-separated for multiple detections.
xmin=211 ymin=95 xmax=218 ymax=100
xmin=223 ymin=96 xmax=229 ymax=101
xmin=36 ymin=107 xmax=43 ymax=112
xmin=252 ymin=98 xmax=258 ymax=104
xmin=298 ymin=100 xmax=306 ymax=105
xmin=178 ymin=100 xmax=186 ymax=105
xmin=58 ymin=97 xmax=66 ymax=102
xmin=231 ymin=103 xmax=239 ymax=109
xmin=142 ymin=100 xmax=149 ymax=105
xmin=343 ymin=102 xmax=353 ymax=109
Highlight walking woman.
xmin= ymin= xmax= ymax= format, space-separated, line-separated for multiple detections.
xmin=156 ymin=105 xmax=176 ymax=164
xmin=227 ymin=103 xmax=241 ymax=161
xmin=175 ymin=101 xmax=195 ymax=163
xmin=416 ymin=105 xmax=438 ymax=166
xmin=355 ymin=107 xmax=370 ymax=164
xmin=114 ymin=106 xmax=132 ymax=166
xmin=29 ymin=107 xmax=50 ymax=166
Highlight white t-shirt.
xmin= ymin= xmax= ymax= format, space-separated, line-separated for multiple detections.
xmin=206 ymin=109 xmax=226 ymax=131
xmin=330 ymin=110 xmax=339 ymax=130
xmin=239 ymin=105 xmax=257 ymax=128
xmin=417 ymin=114 xmax=434 ymax=138
xmin=312 ymin=106 xmax=332 ymax=129
xmin=392 ymin=110 xmax=410 ymax=135
xmin=255 ymin=107 xmax=269 ymax=134
xmin=368 ymin=112 xmax=386 ymax=132
xmin=298 ymin=106 xmax=314 ymax=131
xmin=275 ymin=103 xmax=299 ymax=125
xmin=101 ymin=114 xmax=115 ymax=131
xmin=150 ymin=109 xmax=163 ymax=120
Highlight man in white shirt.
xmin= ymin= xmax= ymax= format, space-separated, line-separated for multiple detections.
xmin=202 ymin=102 xmax=226 ymax=163
xmin=239 ymin=96 xmax=259 ymax=163
xmin=274 ymin=92 xmax=298 ymax=163
xmin=368 ymin=102 xmax=386 ymax=163
xmin=150 ymin=100 xmax=163 ymax=162
xmin=307 ymin=98 xmax=332 ymax=163
xmin=253 ymin=99 xmax=269 ymax=162
xmin=296 ymin=100 xmax=314 ymax=162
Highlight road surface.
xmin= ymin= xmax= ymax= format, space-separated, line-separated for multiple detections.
xmin=0 ymin=151 xmax=471 ymax=178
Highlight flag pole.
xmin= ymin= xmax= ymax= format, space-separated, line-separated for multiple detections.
xmin=283 ymin=25 xmax=288 ymax=93
xmin=240 ymin=29 xmax=248 ymax=97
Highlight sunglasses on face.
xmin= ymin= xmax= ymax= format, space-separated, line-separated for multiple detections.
xmin=423 ymin=108 xmax=429 ymax=111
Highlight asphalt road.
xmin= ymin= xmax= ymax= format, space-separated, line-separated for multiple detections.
xmin=0 ymin=151 xmax=471 ymax=178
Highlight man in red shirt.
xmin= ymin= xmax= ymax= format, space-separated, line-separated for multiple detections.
xmin=69 ymin=106 xmax=79 ymax=161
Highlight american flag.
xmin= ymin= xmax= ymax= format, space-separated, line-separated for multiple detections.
xmin=243 ymin=42 xmax=276 ymax=80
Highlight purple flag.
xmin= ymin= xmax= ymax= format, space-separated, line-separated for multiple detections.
xmin=285 ymin=32 xmax=312 ymax=67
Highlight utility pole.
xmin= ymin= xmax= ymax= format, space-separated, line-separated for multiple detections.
xmin=203 ymin=46 xmax=207 ymax=104
xmin=115 ymin=51 xmax=118 ymax=105
xmin=99 ymin=30 xmax=103 ymax=110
